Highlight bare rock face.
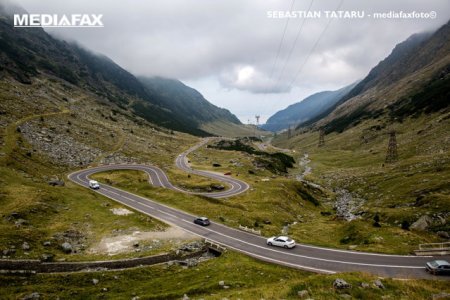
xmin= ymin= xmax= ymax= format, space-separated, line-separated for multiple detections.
xmin=410 ymin=215 xmax=433 ymax=231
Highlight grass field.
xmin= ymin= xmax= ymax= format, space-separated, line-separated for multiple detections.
xmin=1 ymin=250 xmax=449 ymax=299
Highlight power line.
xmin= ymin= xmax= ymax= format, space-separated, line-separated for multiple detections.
xmin=267 ymin=0 xmax=297 ymax=85
xmin=275 ymin=0 xmax=314 ymax=84
xmin=288 ymin=0 xmax=345 ymax=88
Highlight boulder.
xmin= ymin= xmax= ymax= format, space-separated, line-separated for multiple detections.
xmin=297 ymin=290 xmax=309 ymax=298
xmin=22 ymin=242 xmax=30 ymax=251
xmin=373 ymin=279 xmax=385 ymax=289
xmin=182 ymin=294 xmax=190 ymax=300
xmin=437 ymin=231 xmax=449 ymax=239
xmin=48 ymin=179 xmax=65 ymax=187
xmin=41 ymin=253 xmax=54 ymax=262
xmin=92 ymin=278 xmax=99 ymax=285
xmin=219 ymin=280 xmax=225 ymax=286
xmin=22 ymin=292 xmax=40 ymax=299
xmin=61 ymin=242 xmax=73 ymax=253
xmin=333 ymin=278 xmax=351 ymax=289
xmin=410 ymin=215 xmax=433 ymax=231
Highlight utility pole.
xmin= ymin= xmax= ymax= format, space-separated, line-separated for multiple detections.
xmin=318 ymin=128 xmax=325 ymax=147
xmin=254 ymin=115 xmax=260 ymax=137
xmin=385 ymin=130 xmax=398 ymax=163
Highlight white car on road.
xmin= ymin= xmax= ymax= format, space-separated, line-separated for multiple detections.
xmin=267 ymin=236 xmax=296 ymax=249
xmin=89 ymin=180 xmax=100 ymax=190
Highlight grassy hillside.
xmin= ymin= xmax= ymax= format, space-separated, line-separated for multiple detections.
xmin=273 ymin=111 xmax=450 ymax=244
xmin=0 ymin=74 xmax=202 ymax=261
xmin=0 ymin=8 xmax=243 ymax=137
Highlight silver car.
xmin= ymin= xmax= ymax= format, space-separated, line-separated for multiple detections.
xmin=267 ymin=236 xmax=296 ymax=249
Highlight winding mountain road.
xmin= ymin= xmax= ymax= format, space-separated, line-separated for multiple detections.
xmin=68 ymin=139 xmax=449 ymax=279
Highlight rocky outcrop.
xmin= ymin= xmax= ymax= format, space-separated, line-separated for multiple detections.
xmin=334 ymin=189 xmax=365 ymax=221
xmin=410 ymin=215 xmax=433 ymax=231
xmin=20 ymin=121 xmax=102 ymax=167
xmin=333 ymin=278 xmax=351 ymax=289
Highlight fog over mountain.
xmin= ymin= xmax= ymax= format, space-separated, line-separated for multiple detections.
xmin=12 ymin=0 xmax=450 ymax=122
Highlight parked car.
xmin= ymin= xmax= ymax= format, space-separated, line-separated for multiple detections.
xmin=267 ymin=236 xmax=296 ymax=249
xmin=194 ymin=217 xmax=210 ymax=226
xmin=426 ymin=260 xmax=450 ymax=275
xmin=89 ymin=180 xmax=100 ymax=190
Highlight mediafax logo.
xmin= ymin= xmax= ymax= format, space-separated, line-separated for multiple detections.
xmin=14 ymin=14 xmax=104 ymax=28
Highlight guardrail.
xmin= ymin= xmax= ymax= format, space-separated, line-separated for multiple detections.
xmin=238 ymin=225 xmax=261 ymax=235
xmin=205 ymin=239 xmax=227 ymax=253
xmin=415 ymin=242 xmax=450 ymax=256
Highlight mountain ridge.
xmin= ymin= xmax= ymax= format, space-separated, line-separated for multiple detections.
xmin=0 ymin=4 xmax=242 ymax=137
xmin=262 ymin=81 xmax=358 ymax=132
xmin=297 ymin=20 xmax=450 ymax=133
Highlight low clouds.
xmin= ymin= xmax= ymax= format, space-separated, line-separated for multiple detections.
xmin=219 ymin=65 xmax=291 ymax=94
xmin=13 ymin=0 xmax=450 ymax=120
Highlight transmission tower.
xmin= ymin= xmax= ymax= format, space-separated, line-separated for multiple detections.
xmin=287 ymin=125 xmax=292 ymax=139
xmin=255 ymin=115 xmax=260 ymax=126
xmin=385 ymin=130 xmax=398 ymax=163
xmin=318 ymin=129 xmax=325 ymax=147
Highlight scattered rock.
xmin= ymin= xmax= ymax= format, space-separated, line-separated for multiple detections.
xmin=182 ymin=294 xmax=190 ymax=300
xmin=373 ymin=279 xmax=385 ymax=289
xmin=178 ymin=258 xmax=198 ymax=267
xmin=92 ymin=278 xmax=99 ymax=285
xmin=333 ymin=278 xmax=352 ymax=289
xmin=334 ymin=189 xmax=365 ymax=221
xmin=61 ymin=242 xmax=73 ymax=253
xmin=219 ymin=280 xmax=225 ymax=286
xmin=48 ymin=179 xmax=65 ymax=187
xmin=437 ymin=231 xmax=450 ymax=239
xmin=102 ymin=288 xmax=108 ymax=292
xmin=110 ymin=208 xmax=133 ymax=216
xmin=297 ymin=289 xmax=309 ymax=298
xmin=360 ymin=282 xmax=370 ymax=288
xmin=340 ymin=294 xmax=352 ymax=299
xmin=22 ymin=292 xmax=40 ymax=299
xmin=15 ymin=219 xmax=28 ymax=227
xmin=410 ymin=215 xmax=433 ymax=231
xmin=348 ymin=245 xmax=358 ymax=250
xmin=22 ymin=242 xmax=30 ymax=251
xmin=43 ymin=241 xmax=51 ymax=246
xmin=223 ymin=285 xmax=230 ymax=289
xmin=40 ymin=253 xmax=54 ymax=262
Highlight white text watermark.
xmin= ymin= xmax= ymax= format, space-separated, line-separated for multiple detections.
xmin=267 ymin=10 xmax=437 ymax=20
xmin=14 ymin=14 xmax=104 ymax=28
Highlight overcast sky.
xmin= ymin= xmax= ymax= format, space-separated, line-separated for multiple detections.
xmin=14 ymin=0 xmax=450 ymax=123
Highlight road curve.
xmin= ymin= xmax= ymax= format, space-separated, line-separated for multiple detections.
xmin=68 ymin=140 xmax=449 ymax=279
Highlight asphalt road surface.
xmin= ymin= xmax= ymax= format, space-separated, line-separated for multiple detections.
xmin=68 ymin=139 xmax=449 ymax=279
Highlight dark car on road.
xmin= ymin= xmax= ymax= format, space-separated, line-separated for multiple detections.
xmin=194 ymin=217 xmax=210 ymax=226
xmin=426 ymin=260 xmax=450 ymax=275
